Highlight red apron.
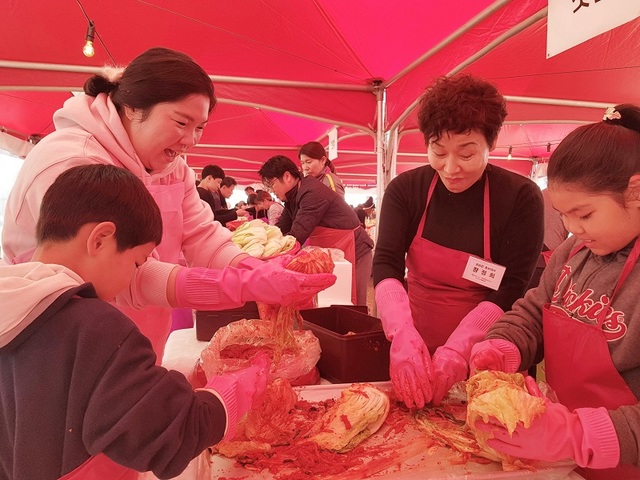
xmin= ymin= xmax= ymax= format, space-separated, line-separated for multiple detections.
xmin=305 ymin=225 xmax=358 ymax=305
xmin=116 ymin=181 xmax=186 ymax=363
xmin=543 ymin=238 xmax=640 ymax=479
xmin=406 ymin=174 xmax=493 ymax=354
xmin=58 ymin=453 xmax=138 ymax=480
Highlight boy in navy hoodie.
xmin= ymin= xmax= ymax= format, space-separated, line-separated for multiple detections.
xmin=0 ymin=164 xmax=267 ymax=480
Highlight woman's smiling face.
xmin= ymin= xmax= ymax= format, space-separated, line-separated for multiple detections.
xmin=124 ymin=94 xmax=210 ymax=173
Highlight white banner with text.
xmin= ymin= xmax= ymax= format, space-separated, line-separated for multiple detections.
xmin=547 ymin=0 xmax=640 ymax=58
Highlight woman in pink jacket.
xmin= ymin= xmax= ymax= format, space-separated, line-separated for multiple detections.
xmin=2 ymin=47 xmax=334 ymax=360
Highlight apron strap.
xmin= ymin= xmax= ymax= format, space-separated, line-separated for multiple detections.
xmin=326 ymin=172 xmax=336 ymax=192
xmin=423 ymin=172 xmax=492 ymax=261
xmin=482 ymin=177 xmax=491 ymax=261
xmin=568 ymin=237 xmax=640 ymax=327
xmin=611 ymin=236 xmax=640 ymax=299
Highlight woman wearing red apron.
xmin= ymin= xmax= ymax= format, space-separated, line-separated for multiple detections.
xmin=373 ymin=74 xmax=544 ymax=408
xmin=470 ymin=104 xmax=640 ymax=477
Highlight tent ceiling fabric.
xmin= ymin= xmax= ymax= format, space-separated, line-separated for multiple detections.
xmin=2 ymin=0 xmax=639 ymax=187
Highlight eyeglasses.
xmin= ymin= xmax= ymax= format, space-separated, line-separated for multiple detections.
xmin=262 ymin=178 xmax=277 ymax=192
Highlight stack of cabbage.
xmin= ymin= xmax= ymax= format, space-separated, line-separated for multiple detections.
xmin=231 ymin=219 xmax=297 ymax=258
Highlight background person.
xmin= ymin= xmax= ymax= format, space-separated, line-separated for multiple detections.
xmin=373 ymin=74 xmax=544 ymax=408
xmin=298 ymin=141 xmax=345 ymax=197
xmin=259 ymin=155 xmax=374 ymax=306
xmin=0 ymin=164 xmax=268 ymax=480
xmin=354 ymin=196 xmax=375 ymax=229
xmin=255 ymin=189 xmax=284 ymax=225
xmin=469 ymin=104 xmax=640 ymax=479
xmin=542 ymin=187 xmax=570 ymax=252
xmin=213 ymin=176 xmax=248 ymax=227
xmin=245 ymin=191 xmax=268 ymax=221
xmin=526 ymin=186 xmax=572 ymax=290
xmin=1 ymin=47 xmax=335 ymax=360
xmin=196 ymin=164 xmax=225 ymax=212
xmin=244 ymin=185 xmax=256 ymax=200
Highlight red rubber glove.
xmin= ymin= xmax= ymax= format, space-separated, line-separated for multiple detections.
xmin=202 ymin=353 xmax=270 ymax=441
xmin=430 ymin=302 xmax=504 ymax=405
xmin=475 ymin=377 xmax=620 ymax=469
xmin=468 ymin=338 xmax=521 ymax=374
xmin=175 ymin=260 xmax=336 ymax=309
xmin=375 ymin=278 xmax=432 ymax=409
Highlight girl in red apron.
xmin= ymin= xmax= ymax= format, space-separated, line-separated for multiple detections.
xmin=374 ymin=74 xmax=545 ymax=409
xmin=470 ymin=104 xmax=640 ymax=478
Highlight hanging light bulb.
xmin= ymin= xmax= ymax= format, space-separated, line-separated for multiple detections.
xmin=547 ymin=143 xmax=551 ymax=153
xmin=83 ymin=20 xmax=95 ymax=57
xmin=507 ymin=146 xmax=513 ymax=160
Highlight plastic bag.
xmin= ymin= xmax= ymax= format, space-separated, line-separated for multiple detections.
xmin=199 ymin=319 xmax=321 ymax=386
xmin=193 ymin=448 xmax=214 ymax=480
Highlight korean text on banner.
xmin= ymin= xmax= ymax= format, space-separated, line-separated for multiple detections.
xmin=547 ymin=0 xmax=640 ymax=58
xmin=328 ymin=127 xmax=338 ymax=161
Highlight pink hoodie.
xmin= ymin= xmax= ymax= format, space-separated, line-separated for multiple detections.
xmin=2 ymin=93 xmax=243 ymax=355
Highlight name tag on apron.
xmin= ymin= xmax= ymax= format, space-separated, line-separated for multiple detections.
xmin=462 ymin=256 xmax=506 ymax=290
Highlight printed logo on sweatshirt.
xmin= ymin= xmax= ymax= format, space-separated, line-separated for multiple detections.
xmin=551 ymin=265 xmax=627 ymax=342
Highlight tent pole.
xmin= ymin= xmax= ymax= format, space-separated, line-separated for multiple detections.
xmin=0 ymin=60 xmax=373 ymax=92
xmin=216 ymin=98 xmax=372 ymax=133
xmin=389 ymin=6 xmax=548 ymax=133
xmin=385 ymin=0 xmax=513 ymax=87
xmin=504 ymin=96 xmax=612 ymax=109
xmin=374 ymin=82 xmax=386 ymax=245
xmin=388 ymin=128 xmax=400 ymax=181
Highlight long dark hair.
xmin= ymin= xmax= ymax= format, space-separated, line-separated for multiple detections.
xmin=548 ymin=104 xmax=640 ymax=199
xmin=298 ymin=141 xmax=336 ymax=173
xmin=84 ymin=47 xmax=216 ymax=118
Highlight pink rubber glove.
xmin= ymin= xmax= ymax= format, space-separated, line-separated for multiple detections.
xmin=202 ymin=353 xmax=270 ymax=441
xmin=475 ymin=376 xmax=620 ymax=469
xmin=175 ymin=261 xmax=336 ymax=310
xmin=236 ymin=255 xmax=265 ymax=270
xmin=430 ymin=302 xmax=504 ymax=405
xmin=236 ymin=254 xmax=294 ymax=270
xmin=469 ymin=338 xmax=521 ymax=374
xmin=375 ymin=278 xmax=432 ymax=409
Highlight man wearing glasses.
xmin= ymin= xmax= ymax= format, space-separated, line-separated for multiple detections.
xmin=258 ymin=155 xmax=373 ymax=307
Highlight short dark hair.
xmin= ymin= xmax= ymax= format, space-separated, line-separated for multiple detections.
xmin=220 ymin=176 xmax=237 ymax=188
xmin=36 ymin=165 xmax=163 ymax=251
xmin=244 ymin=186 xmax=255 ymax=193
xmin=548 ymin=103 xmax=640 ymax=197
xmin=258 ymin=155 xmax=302 ymax=182
xmin=84 ymin=47 xmax=216 ymax=118
xmin=201 ymin=164 xmax=225 ymax=180
xmin=417 ymin=74 xmax=507 ymax=147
